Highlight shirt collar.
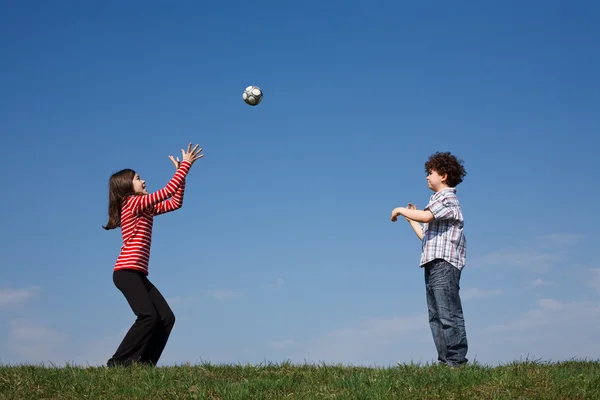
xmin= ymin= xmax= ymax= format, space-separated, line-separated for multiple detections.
xmin=431 ymin=187 xmax=456 ymax=198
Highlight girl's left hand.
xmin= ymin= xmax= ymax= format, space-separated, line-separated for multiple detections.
xmin=169 ymin=155 xmax=181 ymax=170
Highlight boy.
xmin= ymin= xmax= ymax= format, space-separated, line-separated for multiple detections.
xmin=391 ymin=151 xmax=468 ymax=367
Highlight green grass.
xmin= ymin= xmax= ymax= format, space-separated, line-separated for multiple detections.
xmin=1 ymin=360 xmax=599 ymax=399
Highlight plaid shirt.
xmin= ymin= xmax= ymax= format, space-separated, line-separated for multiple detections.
xmin=420 ymin=188 xmax=466 ymax=270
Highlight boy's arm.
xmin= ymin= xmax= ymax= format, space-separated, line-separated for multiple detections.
xmin=392 ymin=192 xmax=459 ymax=224
xmin=407 ymin=219 xmax=424 ymax=240
xmin=397 ymin=203 xmax=426 ymax=240
xmin=392 ymin=207 xmax=434 ymax=223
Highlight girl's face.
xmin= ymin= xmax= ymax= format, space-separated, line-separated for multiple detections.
xmin=132 ymin=173 xmax=147 ymax=194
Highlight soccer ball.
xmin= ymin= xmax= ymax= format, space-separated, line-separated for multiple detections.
xmin=242 ymin=86 xmax=263 ymax=106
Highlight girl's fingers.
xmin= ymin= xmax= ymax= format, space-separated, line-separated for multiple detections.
xmin=177 ymin=144 xmax=202 ymax=162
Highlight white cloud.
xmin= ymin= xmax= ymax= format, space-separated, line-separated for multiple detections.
xmin=487 ymin=298 xmax=600 ymax=332
xmin=205 ymin=290 xmax=240 ymax=300
xmin=540 ymin=233 xmax=583 ymax=247
xmin=5 ymin=319 xmax=67 ymax=365
xmin=531 ymin=278 xmax=551 ymax=287
xmin=166 ymin=296 xmax=195 ymax=306
xmin=478 ymin=233 xmax=582 ymax=271
xmin=305 ymin=270 xmax=600 ymax=367
xmin=70 ymin=325 xmax=131 ymax=367
xmin=325 ymin=315 xmax=429 ymax=337
xmin=588 ymin=269 xmax=600 ymax=295
xmin=308 ymin=314 xmax=430 ymax=366
xmin=480 ymin=250 xmax=558 ymax=270
xmin=461 ymin=288 xmax=503 ymax=300
xmin=271 ymin=339 xmax=298 ymax=349
xmin=12 ymin=324 xmax=63 ymax=343
xmin=0 ymin=286 xmax=40 ymax=309
xmin=266 ymin=278 xmax=285 ymax=289
xmin=475 ymin=298 xmax=600 ymax=363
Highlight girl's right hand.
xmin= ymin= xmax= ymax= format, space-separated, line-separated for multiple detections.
xmin=181 ymin=143 xmax=204 ymax=164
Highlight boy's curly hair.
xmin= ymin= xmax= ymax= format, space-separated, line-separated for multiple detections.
xmin=424 ymin=151 xmax=467 ymax=187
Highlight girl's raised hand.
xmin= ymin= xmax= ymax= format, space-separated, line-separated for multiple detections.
xmin=181 ymin=143 xmax=204 ymax=164
xmin=168 ymin=155 xmax=181 ymax=170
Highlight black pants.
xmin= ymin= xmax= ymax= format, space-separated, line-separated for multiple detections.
xmin=107 ymin=269 xmax=175 ymax=367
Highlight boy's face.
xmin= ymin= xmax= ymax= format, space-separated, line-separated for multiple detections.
xmin=427 ymin=169 xmax=447 ymax=192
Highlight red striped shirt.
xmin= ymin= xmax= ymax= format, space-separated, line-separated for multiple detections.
xmin=114 ymin=160 xmax=192 ymax=275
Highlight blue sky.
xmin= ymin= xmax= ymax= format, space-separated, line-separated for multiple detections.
xmin=1 ymin=0 xmax=599 ymax=367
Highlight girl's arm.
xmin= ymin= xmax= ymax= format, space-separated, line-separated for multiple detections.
xmin=153 ymin=178 xmax=186 ymax=216
xmin=127 ymin=160 xmax=192 ymax=215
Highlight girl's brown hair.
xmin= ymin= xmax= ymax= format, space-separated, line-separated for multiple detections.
xmin=103 ymin=168 xmax=136 ymax=230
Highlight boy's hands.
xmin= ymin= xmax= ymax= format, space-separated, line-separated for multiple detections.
xmin=181 ymin=143 xmax=204 ymax=164
xmin=391 ymin=203 xmax=417 ymax=222
xmin=405 ymin=203 xmax=417 ymax=221
xmin=391 ymin=207 xmax=405 ymax=222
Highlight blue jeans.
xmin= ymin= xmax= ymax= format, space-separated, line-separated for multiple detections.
xmin=424 ymin=259 xmax=468 ymax=366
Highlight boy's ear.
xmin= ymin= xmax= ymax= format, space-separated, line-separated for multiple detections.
xmin=441 ymin=173 xmax=448 ymax=183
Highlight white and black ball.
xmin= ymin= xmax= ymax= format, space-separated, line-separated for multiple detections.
xmin=242 ymin=85 xmax=263 ymax=106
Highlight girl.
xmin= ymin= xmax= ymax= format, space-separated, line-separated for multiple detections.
xmin=103 ymin=143 xmax=203 ymax=367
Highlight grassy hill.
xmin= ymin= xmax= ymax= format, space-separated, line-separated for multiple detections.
xmin=1 ymin=360 xmax=599 ymax=399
